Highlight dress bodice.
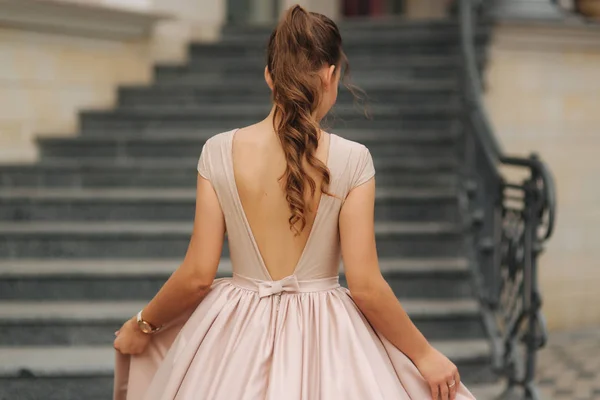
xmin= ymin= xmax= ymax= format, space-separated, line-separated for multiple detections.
xmin=197 ymin=129 xmax=375 ymax=282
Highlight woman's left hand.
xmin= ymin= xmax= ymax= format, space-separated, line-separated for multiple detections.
xmin=113 ymin=317 xmax=152 ymax=355
xmin=412 ymin=345 xmax=461 ymax=400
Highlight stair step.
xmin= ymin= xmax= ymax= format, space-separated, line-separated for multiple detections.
xmin=35 ymin=127 xmax=462 ymax=161
xmin=73 ymin=117 xmax=459 ymax=137
xmin=1 ymin=221 xmax=460 ymax=235
xmin=125 ymin=77 xmax=458 ymax=92
xmin=0 ymin=299 xmax=478 ymax=322
xmin=155 ymin=60 xmax=462 ymax=84
xmin=219 ymin=19 xmax=489 ymax=38
xmin=0 ymin=221 xmax=465 ymax=258
xmin=79 ymin=103 xmax=460 ymax=120
xmin=0 ymin=298 xmax=483 ymax=345
xmin=0 ymin=187 xmax=459 ymax=223
xmin=118 ymin=88 xmax=460 ymax=108
xmin=37 ymin=129 xmax=461 ymax=147
xmin=38 ymin=127 xmax=462 ymax=141
xmin=165 ymin=51 xmax=485 ymax=75
xmin=0 ymin=158 xmax=459 ymax=189
xmin=220 ymin=22 xmax=480 ymax=42
xmin=0 ymin=256 xmax=467 ymax=277
xmin=77 ymin=104 xmax=460 ymax=133
xmin=0 ymin=257 xmax=472 ymax=300
xmin=188 ymin=33 xmax=488 ymax=59
xmin=3 ymin=157 xmax=458 ymax=170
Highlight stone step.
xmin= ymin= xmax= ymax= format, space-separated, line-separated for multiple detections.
xmin=156 ymin=56 xmax=464 ymax=83
xmin=0 ymin=187 xmax=460 ymax=223
xmin=0 ymin=297 xmax=483 ymax=346
xmin=129 ymin=77 xmax=458 ymax=92
xmin=188 ymin=31 xmax=488 ymax=59
xmin=75 ymin=118 xmax=459 ymax=137
xmin=37 ymin=127 xmax=461 ymax=145
xmin=118 ymin=82 xmax=460 ymax=107
xmin=218 ymin=18 xmax=488 ymax=39
xmin=0 ymin=257 xmax=472 ymax=300
xmin=36 ymin=131 xmax=462 ymax=161
xmin=51 ymin=126 xmax=461 ymax=141
xmin=0 ymin=339 xmax=493 ymax=400
xmin=189 ymin=44 xmax=485 ymax=65
xmin=168 ymin=46 xmax=486 ymax=70
xmin=77 ymin=105 xmax=460 ymax=134
xmin=0 ymin=157 xmax=459 ymax=189
xmin=79 ymin=103 xmax=460 ymax=123
xmin=0 ymin=221 xmax=465 ymax=259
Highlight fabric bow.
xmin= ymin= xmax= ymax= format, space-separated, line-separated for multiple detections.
xmin=258 ymin=275 xmax=300 ymax=298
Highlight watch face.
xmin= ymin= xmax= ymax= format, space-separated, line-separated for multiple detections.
xmin=139 ymin=320 xmax=152 ymax=334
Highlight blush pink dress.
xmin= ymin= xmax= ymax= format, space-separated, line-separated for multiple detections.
xmin=113 ymin=129 xmax=476 ymax=400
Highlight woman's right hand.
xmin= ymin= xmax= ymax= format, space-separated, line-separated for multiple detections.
xmin=113 ymin=317 xmax=152 ymax=356
xmin=412 ymin=345 xmax=461 ymax=400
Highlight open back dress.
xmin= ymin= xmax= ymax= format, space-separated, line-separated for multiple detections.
xmin=113 ymin=129 xmax=475 ymax=400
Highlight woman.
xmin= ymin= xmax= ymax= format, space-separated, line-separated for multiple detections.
xmin=113 ymin=5 xmax=475 ymax=400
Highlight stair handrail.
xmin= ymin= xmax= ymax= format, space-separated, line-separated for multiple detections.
xmin=458 ymin=1 xmax=556 ymax=399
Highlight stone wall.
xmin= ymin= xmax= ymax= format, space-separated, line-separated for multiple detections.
xmin=0 ymin=0 xmax=226 ymax=163
xmin=0 ymin=30 xmax=152 ymax=163
xmin=484 ymin=21 xmax=600 ymax=330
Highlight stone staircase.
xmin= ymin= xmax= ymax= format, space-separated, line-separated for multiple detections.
xmin=0 ymin=19 xmax=495 ymax=399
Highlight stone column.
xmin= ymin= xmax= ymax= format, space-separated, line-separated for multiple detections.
xmin=488 ymin=0 xmax=565 ymax=20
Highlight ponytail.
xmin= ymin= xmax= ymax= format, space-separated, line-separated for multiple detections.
xmin=267 ymin=5 xmax=349 ymax=235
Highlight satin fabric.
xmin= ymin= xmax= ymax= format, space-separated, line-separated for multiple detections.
xmin=113 ymin=130 xmax=476 ymax=399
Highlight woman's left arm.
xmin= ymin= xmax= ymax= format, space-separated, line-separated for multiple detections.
xmin=114 ymin=173 xmax=225 ymax=354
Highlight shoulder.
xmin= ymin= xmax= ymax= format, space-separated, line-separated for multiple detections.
xmin=329 ymin=133 xmax=375 ymax=194
xmin=330 ymin=133 xmax=372 ymax=168
xmin=331 ymin=133 xmax=369 ymax=154
xmin=202 ymin=129 xmax=235 ymax=150
xmin=197 ymin=129 xmax=235 ymax=180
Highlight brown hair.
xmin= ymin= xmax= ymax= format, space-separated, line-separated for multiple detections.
xmin=267 ymin=5 xmax=355 ymax=235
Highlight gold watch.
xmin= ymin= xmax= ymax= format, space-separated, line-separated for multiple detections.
xmin=136 ymin=310 xmax=162 ymax=334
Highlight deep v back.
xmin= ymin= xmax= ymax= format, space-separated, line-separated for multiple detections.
xmin=229 ymin=128 xmax=332 ymax=281
xmin=196 ymin=128 xmax=376 ymax=283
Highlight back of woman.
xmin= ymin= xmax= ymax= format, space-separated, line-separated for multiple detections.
xmin=113 ymin=5 xmax=476 ymax=400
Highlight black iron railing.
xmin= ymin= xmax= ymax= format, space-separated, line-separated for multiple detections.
xmin=458 ymin=1 xmax=557 ymax=399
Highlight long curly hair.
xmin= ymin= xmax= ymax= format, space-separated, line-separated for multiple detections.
xmin=267 ymin=5 xmax=356 ymax=235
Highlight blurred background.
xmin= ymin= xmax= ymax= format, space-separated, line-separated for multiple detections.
xmin=0 ymin=0 xmax=598 ymax=399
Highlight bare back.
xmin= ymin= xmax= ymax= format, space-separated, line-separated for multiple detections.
xmin=196 ymin=128 xmax=374 ymax=283
xmin=231 ymin=125 xmax=331 ymax=280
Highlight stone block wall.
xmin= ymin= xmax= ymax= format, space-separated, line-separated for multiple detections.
xmin=484 ymin=21 xmax=600 ymax=330
xmin=0 ymin=28 xmax=152 ymax=162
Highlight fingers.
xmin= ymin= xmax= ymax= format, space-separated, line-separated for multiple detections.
xmin=449 ymin=380 xmax=457 ymax=400
xmin=451 ymin=369 xmax=460 ymax=400
xmin=431 ymin=383 xmax=439 ymax=400
xmin=440 ymin=382 xmax=449 ymax=400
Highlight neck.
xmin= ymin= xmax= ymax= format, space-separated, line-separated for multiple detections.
xmin=264 ymin=105 xmax=324 ymax=131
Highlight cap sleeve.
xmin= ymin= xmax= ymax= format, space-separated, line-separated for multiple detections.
xmin=197 ymin=140 xmax=211 ymax=181
xmin=350 ymin=145 xmax=375 ymax=190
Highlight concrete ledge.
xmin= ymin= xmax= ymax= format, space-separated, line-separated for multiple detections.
xmin=0 ymin=0 xmax=170 ymax=40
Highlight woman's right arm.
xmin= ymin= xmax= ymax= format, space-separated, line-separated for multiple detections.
xmin=339 ymin=178 xmax=460 ymax=400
